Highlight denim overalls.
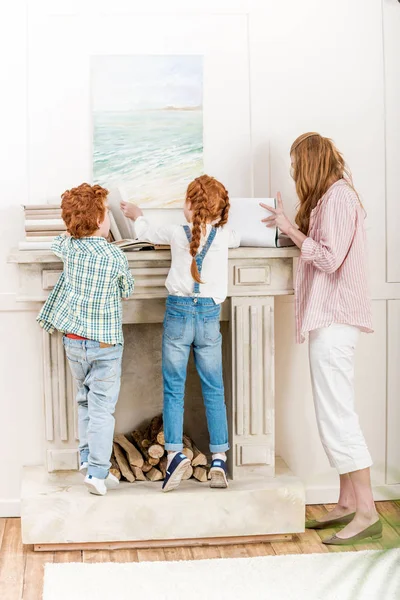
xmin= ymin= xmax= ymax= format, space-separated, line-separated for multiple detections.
xmin=162 ymin=226 xmax=230 ymax=453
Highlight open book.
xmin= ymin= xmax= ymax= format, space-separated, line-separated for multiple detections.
xmin=112 ymin=239 xmax=169 ymax=251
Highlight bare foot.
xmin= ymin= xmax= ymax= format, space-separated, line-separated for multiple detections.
xmin=335 ymin=511 xmax=380 ymax=539
xmin=317 ymin=504 xmax=356 ymax=523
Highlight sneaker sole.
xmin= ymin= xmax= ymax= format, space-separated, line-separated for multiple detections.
xmin=162 ymin=459 xmax=190 ymax=493
xmin=85 ymin=480 xmax=106 ymax=496
xmin=210 ymin=467 xmax=228 ymax=489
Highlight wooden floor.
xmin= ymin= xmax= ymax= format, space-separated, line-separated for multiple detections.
xmin=0 ymin=501 xmax=399 ymax=600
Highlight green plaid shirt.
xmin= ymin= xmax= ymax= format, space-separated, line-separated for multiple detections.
xmin=37 ymin=235 xmax=134 ymax=345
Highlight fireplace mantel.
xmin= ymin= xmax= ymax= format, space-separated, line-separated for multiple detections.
xmin=9 ymin=246 xmax=305 ymax=548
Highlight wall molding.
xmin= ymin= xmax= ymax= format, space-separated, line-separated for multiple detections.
xmin=0 ymin=499 xmax=21 ymax=518
xmin=0 ymin=293 xmax=42 ymax=312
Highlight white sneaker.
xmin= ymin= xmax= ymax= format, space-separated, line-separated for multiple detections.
xmin=105 ymin=472 xmax=119 ymax=490
xmin=84 ymin=472 xmax=119 ymax=496
xmin=79 ymin=461 xmax=88 ymax=475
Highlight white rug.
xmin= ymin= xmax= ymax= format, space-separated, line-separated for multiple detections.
xmin=43 ymin=549 xmax=400 ymax=600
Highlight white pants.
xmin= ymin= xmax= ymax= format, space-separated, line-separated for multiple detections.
xmin=309 ymin=324 xmax=373 ymax=475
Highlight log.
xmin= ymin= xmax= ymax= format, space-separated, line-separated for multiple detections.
xmin=113 ymin=443 xmax=135 ymax=483
xmin=156 ymin=430 xmax=165 ymax=445
xmin=132 ymin=466 xmax=146 ymax=481
xmin=159 ymin=456 xmax=168 ymax=478
xmin=140 ymin=423 xmax=152 ymax=449
xmin=131 ymin=426 xmax=151 ymax=450
xmin=141 ymin=461 xmax=153 ymax=473
xmin=110 ymin=455 xmax=121 ymax=480
xmin=183 ymin=433 xmax=207 ymax=466
xmin=141 ymin=415 xmax=163 ymax=450
xmin=191 ymin=443 xmax=207 ymax=467
xmin=114 ymin=434 xmax=144 ymax=468
xmin=149 ymin=456 xmax=160 ymax=466
xmin=149 ymin=414 xmax=163 ymax=441
xmin=146 ymin=467 xmax=163 ymax=482
xmin=193 ymin=466 xmax=208 ymax=483
xmin=182 ymin=434 xmax=193 ymax=450
xmin=131 ymin=430 xmax=155 ymax=467
xmin=182 ymin=446 xmax=194 ymax=461
xmin=182 ymin=464 xmax=193 ymax=480
xmin=148 ymin=443 xmax=165 ymax=459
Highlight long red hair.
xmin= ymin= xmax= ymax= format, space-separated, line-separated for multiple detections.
xmin=291 ymin=133 xmax=358 ymax=234
xmin=186 ymin=175 xmax=230 ymax=283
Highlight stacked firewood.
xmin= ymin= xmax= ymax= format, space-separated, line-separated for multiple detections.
xmin=111 ymin=415 xmax=209 ymax=483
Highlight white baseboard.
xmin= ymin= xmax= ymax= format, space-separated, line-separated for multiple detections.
xmin=306 ymin=484 xmax=400 ymax=505
xmin=0 ymin=499 xmax=21 ymax=517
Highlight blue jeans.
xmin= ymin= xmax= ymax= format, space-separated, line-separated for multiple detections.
xmin=162 ymin=296 xmax=229 ymax=453
xmin=63 ymin=337 xmax=123 ymax=479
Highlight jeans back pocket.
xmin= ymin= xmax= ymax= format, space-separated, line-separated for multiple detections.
xmin=203 ymin=316 xmax=221 ymax=343
xmin=164 ymin=315 xmax=186 ymax=341
xmin=65 ymin=353 xmax=87 ymax=384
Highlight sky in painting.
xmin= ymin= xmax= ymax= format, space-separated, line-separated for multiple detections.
xmin=91 ymin=55 xmax=203 ymax=112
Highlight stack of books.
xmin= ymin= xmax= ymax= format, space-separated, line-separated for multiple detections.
xmin=20 ymin=204 xmax=65 ymax=250
xmin=19 ymin=201 xmax=170 ymax=252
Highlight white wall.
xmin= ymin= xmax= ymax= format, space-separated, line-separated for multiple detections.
xmin=0 ymin=0 xmax=399 ymax=515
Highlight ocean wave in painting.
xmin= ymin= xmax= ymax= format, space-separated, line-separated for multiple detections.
xmin=93 ymin=109 xmax=203 ymax=208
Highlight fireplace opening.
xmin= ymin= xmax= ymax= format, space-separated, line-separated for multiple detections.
xmin=111 ymin=321 xmax=232 ymax=484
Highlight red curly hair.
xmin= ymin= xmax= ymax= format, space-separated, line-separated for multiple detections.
xmin=61 ymin=183 xmax=108 ymax=238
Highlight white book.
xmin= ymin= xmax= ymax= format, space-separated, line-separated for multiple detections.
xmin=19 ymin=241 xmax=53 ymax=251
xmin=25 ymin=219 xmax=66 ymax=232
xmin=109 ymin=211 xmax=122 ymax=241
xmin=23 ymin=204 xmax=61 ymax=210
xmin=25 ymin=236 xmax=56 ymax=243
xmin=229 ymin=198 xmax=277 ymax=247
xmin=25 ymin=211 xmax=62 ymax=219
xmin=107 ymin=187 xmax=134 ymax=239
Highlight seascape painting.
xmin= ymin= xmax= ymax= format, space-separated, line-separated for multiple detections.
xmin=92 ymin=55 xmax=203 ymax=208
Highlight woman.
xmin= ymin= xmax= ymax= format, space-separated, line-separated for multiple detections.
xmin=263 ymin=132 xmax=381 ymax=545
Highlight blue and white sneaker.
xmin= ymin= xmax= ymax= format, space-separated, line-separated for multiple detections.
xmin=162 ymin=453 xmax=190 ymax=493
xmin=79 ymin=461 xmax=88 ymax=475
xmin=210 ymin=459 xmax=228 ymax=488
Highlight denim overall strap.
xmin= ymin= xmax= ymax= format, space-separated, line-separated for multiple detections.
xmin=182 ymin=225 xmax=217 ymax=294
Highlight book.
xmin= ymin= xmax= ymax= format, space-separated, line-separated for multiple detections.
xmin=109 ymin=211 xmax=122 ymax=241
xmin=229 ymin=198 xmax=277 ymax=247
xmin=25 ymin=211 xmax=62 ymax=219
xmin=107 ymin=187 xmax=134 ymax=239
xmin=25 ymin=230 xmax=63 ymax=237
xmin=19 ymin=241 xmax=53 ymax=251
xmin=23 ymin=204 xmax=61 ymax=211
xmin=276 ymin=233 xmax=295 ymax=248
xmin=25 ymin=236 xmax=56 ymax=243
xmin=112 ymin=239 xmax=170 ymax=251
xmin=25 ymin=219 xmax=66 ymax=232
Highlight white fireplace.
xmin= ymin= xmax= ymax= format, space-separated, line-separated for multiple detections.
xmin=9 ymin=246 xmax=305 ymax=548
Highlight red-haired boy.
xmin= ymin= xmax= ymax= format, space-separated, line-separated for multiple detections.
xmin=37 ymin=183 xmax=134 ymax=495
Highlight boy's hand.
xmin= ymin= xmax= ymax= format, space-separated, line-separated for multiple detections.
xmin=120 ymin=201 xmax=143 ymax=221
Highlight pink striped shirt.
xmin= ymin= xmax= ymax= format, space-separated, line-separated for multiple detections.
xmin=295 ymin=179 xmax=373 ymax=343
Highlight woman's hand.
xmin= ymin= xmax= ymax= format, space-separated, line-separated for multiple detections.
xmin=260 ymin=192 xmax=293 ymax=236
xmin=120 ymin=200 xmax=143 ymax=221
